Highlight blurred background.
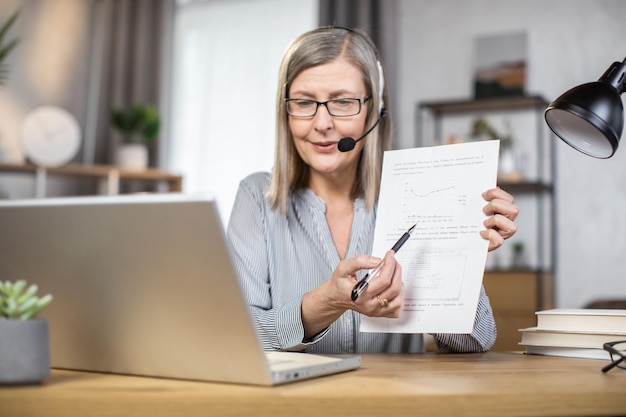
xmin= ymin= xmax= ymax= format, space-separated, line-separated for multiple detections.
xmin=0 ymin=0 xmax=625 ymax=346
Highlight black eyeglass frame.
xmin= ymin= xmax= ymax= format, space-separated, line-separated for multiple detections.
xmin=602 ymin=340 xmax=626 ymax=373
xmin=285 ymin=96 xmax=372 ymax=118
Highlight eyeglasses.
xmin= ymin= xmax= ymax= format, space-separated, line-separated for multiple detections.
xmin=602 ymin=340 xmax=626 ymax=373
xmin=285 ymin=96 xmax=371 ymax=118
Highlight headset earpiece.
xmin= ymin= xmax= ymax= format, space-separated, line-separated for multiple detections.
xmin=376 ymin=60 xmax=385 ymax=116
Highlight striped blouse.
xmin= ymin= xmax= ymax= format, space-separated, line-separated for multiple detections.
xmin=226 ymin=172 xmax=496 ymax=353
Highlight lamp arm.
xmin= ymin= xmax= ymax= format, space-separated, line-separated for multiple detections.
xmin=599 ymin=57 xmax=626 ymax=93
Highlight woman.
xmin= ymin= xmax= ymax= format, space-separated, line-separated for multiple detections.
xmin=227 ymin=27 xmax=518 ymax=354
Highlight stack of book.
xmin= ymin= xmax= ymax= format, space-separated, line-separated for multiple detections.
xmin=518 ymin=308 xmax=626 ymax=360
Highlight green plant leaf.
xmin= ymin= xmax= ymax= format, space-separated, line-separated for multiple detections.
xmin=16 ymin=283 xmax=37 ymax=304
xmin=0 ymin=38 xmax=19 ymax=62
xmin=5 ymin=297 xmax=17 ymax=316
xmin=11 ymin=280 xmax=26 ymax=298
xmin=111 ymin=110 xmax=128 ymax=133
xmin=110 ymin=102 xmax=160 ymax=144
xmin=17 ymin=295 xmax=37 ymax=313
xmin=20 ymin=307 xmax=38 ymax=320
xmin=38 ymin=294 xmax=53 ymax=309
xmin=0 ymin=9 xmax=20 ymax=87
xmin=0 ymin=9 xmax=20 ymax=42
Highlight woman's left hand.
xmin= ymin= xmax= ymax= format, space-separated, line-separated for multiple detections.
xmin=480 ymin=187 xmax=519 ymax=252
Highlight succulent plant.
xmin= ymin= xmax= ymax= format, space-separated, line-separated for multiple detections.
xmin=0 ymin=280 xmax=53 ymax=320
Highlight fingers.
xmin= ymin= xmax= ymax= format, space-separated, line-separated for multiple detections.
xmin=370 ymin=280 xmax=405 ymax=318
xmin=353 ymin=251 xmax=404 ymax=318
xmin=333 ymin=254 xmax=382 ymax=283
xmin=480 ymin=228 xmax=505 ymax=251
xmin=481 ymin=187 xmax=519 ymax=251
xmin=482 ymin=188 xmax=519 ymax=221
xmin=483 ymin=186 xmax=515 ymax=204
xmin=483 ymin=212 xmax=518 ymax=240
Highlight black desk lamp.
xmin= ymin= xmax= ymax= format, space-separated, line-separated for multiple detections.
xmin=545 ymin=57 xmax=626 ymax=158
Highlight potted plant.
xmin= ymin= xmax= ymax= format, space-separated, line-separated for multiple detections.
xmin=110 ymin=102 xmax=160 ymax=170
xmin=0 ymin=280 xmax=53 ymax=385
xmin=470 ymin=116 xmax=522 ymax=182
xmin=0 ymin=9 xmax=20 ymax=86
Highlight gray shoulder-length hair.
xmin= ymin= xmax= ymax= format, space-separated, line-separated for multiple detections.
xmin=267 ymin=27 xmax=393 ymax=214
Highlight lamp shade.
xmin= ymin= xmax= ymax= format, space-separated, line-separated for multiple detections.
xmin=545 ymin=58 xmax=626 ymax=159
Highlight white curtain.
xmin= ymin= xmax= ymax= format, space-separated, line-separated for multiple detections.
xmin=167 ymin=0 xmax=318 ymax=224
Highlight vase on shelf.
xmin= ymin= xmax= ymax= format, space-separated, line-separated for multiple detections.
xmin=498 ymin=145 xmax=523 ymax=182
xmin=116 ymin=143 xmax=148 ymax=170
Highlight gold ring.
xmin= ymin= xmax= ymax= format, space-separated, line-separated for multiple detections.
xmin=376 ymin=296 xmax=388 ymax=307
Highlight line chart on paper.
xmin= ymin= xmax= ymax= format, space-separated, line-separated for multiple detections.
xmin=398 ymin=181 xmax=468 ymax=228
xmin=400 ymin=180 xmax=470 ymax=223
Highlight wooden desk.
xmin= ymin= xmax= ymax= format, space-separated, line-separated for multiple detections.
xmin=1 ymin=352 xmax=624 ymax=417
xmin=0 ymin=162 xmax=183 ymax=197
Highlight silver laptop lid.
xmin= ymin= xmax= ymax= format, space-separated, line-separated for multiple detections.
xmin=0 ymin=193 xmax=274 ymax=384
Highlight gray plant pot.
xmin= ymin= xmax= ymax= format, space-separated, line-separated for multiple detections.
xmin=0 ymin=318 xmax=50 ymax=384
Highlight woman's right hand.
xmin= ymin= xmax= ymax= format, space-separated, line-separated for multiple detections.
xmin=301 ymin=251 xmax=405 ymax=339
xmin=334 ymin=251 xmax=405 ymax=318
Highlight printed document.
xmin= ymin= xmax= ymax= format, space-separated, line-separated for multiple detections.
xmin=361 ymin=140 xmax=499 ymax=334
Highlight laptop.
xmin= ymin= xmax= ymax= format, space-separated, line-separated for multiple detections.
xmin=0 ymin=193 xmax=360 ymax=385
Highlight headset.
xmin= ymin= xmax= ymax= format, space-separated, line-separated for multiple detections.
xmin=336 ymin=28 xmax=387 ymax=152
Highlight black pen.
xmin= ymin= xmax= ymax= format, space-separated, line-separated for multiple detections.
xmin=351 ymin=223 xmax=417 ymax=301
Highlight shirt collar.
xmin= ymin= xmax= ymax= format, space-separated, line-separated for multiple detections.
xmin=295 ymin=187 xmax=365 ymax=213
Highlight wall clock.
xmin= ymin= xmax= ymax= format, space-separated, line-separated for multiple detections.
xmin=21 ymin=106 xmax=82 ymax=167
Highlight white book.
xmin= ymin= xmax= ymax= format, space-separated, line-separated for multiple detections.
xmin=523 ymin=345 xmax=611 ymax=361
xmin=519 ymin=327 xmax=626 ymax=349
xmin=534 ymin=309 xmax=626 ymax=332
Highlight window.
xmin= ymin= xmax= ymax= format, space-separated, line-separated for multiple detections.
xmin=167 ymin=0 xmax=317 ymax=224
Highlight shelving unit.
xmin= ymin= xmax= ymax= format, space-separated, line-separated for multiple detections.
xmin=416 ymin=95 xmax=556 ymax=351
xmin=0 ymin=162 xmax=183 ymax=198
